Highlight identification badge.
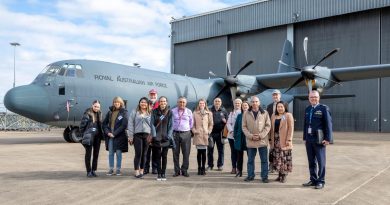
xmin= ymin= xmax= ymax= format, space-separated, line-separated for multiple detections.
xmin=308 ymin=127 xmax=312 ymax=134
xmin=118 ymin=115 xmax=123 ymax=121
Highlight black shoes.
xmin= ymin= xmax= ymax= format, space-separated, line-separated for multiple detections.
xmin=197 ymin=168 xmax=201 ymax=175
xmin=315 ymin=183 xmax=324 ymax=189
xmin=207 ymin=166 xmax=213 ymax=171
xmin=235 ymin=171 xmax=242 ymax=177
xmin=143 ymin=169 xmax=149 ymax=175
xmin=262 ymin=178 xmax=269 ymax=183
xmin=135 ymin=174 xmax=144 ymax=179
xmin=172 ymin=172 xmax=180 ymax=177
xmin=182 ymin=171 xmax=190 ymax=177
xmin=302 ymin=181 xmax=316 ymax=187
xmin=244 ymin=176 xmax=254 ymax=182
xmin=87 ymin=172 xmax=93 ymax=178
xmin=91 ymin=171 xmax=98 ymax=177
xmin=152 ymin=169 xmax=158 ymax=174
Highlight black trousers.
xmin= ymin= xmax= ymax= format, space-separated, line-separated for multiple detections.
xmin=145 ymin=145 xmax=158 ymax=171
xmin=84 ymin=138 xmax=101 ymax=172
xmin=133 ymin=133 xmax=149 ymax=170
xmin=207 ymin=132 xmax=224 ymax=168
xmin=228 ymin=138 xmax=238 ymax=169
xmin=152 ymin=146 xmax=168 ymax=174
xmin=197 ymin=149 xmax=207 ymax=169
xmin=236 ymin=150 xmax=244 ymax=173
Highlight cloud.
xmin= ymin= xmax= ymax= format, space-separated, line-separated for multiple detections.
xmin=0 ymin=0 xmax=249 ymax=110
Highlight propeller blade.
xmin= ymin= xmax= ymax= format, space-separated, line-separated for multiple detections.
xmin=209 ymin=71 xmax=217 ymax=77
xmin=278 ymin=60 xmax=301 ymax=71
xmin=214 ymin=85 xmax=229 ymax=99
xmin=234 ymin=60 xmax=253 ymax=78
xmin=284 ymin=76 xmax=304 ymax=94
xmin=312 ymin=48 xmax=340 ymax=70
xmin=226 ymin=51 xmax=232 ymax=76
xmin=314 ymin=74 xmax=342 ymax=85
xmin=303 ymin=37 xmax=308 ymax=64
xmin=229 ymin=86 xmax=237 ymax=102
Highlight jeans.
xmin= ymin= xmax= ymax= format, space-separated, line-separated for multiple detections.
xmin=207 ymin=132 xmax=224 ymax=168
xmin=247 ymin=146 xmax=268 ymax=179
xmin=108 ymin=138 xmax=122 ymax=170
xmin=228 ymin=138 xmax=238 ymax=169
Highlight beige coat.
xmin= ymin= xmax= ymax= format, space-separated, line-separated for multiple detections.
xmin=192 ymin=110 xmax=213 ymax=146
xmin=270 ymin=113 xmax=294 ymax=150
xmin=242 ymin=110 xmax=271 ymax=148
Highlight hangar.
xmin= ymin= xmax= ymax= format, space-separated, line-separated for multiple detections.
xmin=170 ymin=0 xmax=390 ymax=132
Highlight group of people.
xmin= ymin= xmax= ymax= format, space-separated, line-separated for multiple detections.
xmin=80 ymin=88 xmax=333 ymax=189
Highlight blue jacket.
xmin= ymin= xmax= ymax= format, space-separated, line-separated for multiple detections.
xmin=303 ymin=104 xmax=333 ymax=143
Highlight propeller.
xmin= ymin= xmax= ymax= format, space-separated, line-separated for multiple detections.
xmin=210 ymin=51 xmax=253 ymax=101
xmin=282 ymin=37 xmax=341 ymax=93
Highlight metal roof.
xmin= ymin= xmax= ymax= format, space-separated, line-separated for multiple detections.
xmin=170 ymin=0 xmax=390 ymax=44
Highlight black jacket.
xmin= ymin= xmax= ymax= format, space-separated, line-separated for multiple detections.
xmin=103 ymin=107 xmax=129 ymax=152
xmin=79 ymin=108 xmax=103 ymax=141
xmin=210 ymin=106 xmax=228 ymax=133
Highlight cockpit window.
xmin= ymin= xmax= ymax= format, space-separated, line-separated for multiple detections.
xmin=60 ymin=63 xmax=83 ymax=77
xmin=40 ymin=65 xmax=60 ymax=74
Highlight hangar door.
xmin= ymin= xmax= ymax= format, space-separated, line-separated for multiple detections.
xmin=381 ymin=8 xmax=390 ymax=132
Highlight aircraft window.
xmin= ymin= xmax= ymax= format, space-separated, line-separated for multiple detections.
xmin=76 ymin=69 xmax=84 ymax=77
xmin=58 ymin=68 xmax=66 ymax=76
xmin=68 ymin=64 xmax=75 ymax=69
xmin=66 ymin=69 xmax=76 ymax=77
xmin=40 ymin=65 xmax=50 ymax=74
xmin=76 ymin=65 xmax=82 ymax=70
xmin=46 ymin=65 xmax=60 ymax=74
xmin=59 ymin=86 xmax=65 ymax=95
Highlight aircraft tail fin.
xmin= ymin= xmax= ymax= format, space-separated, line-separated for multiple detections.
xmin=278 ymin=39 xmax=295 ymax=73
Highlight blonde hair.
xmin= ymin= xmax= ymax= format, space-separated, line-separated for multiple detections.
xmin=112 ymin=96 xmax=125 ymax=109
xmin=195 ymin=98 xmax=209 ymax=112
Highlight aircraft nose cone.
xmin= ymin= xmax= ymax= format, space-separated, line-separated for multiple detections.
xmin=4 ymin=85 xmax=50 ymax=122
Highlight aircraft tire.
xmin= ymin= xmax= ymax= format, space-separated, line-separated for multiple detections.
xmin=63 ymin=127 xmax=73 ymax=143
xmin=70 ymin=127 xmax=82 ymax=143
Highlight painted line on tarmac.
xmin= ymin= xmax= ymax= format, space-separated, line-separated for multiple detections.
xmin=331 ymin=164 xmax=390 ymax=205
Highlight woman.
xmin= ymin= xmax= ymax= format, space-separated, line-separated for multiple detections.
xmin=103 ymin=96 xmax=129 ymax=176
xmin=233 ymin=101 xmax=250 ymax=177
xmin=270 ymin=101 xmax=294 ymax=183
xmin=226 ymin=98 xmax=242 ymax=174
xmin=150 ymin=96 xmax=175 ymax=181
xmin=192 ymin=98 xmax=213 ymax=176
xmin=128 ymin=97 xmax=152 ymax=178
xmin=79 ymin=100 xmax=103 ymax=177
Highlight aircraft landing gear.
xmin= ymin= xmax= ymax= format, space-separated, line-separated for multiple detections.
xmin=63 ymin=126 xmax=81 ymax=143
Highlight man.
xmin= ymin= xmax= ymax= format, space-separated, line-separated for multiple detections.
xmin=266 ymin=89 xmax=281 ymax=116
xmin=144 ymin=88 xmax=159 ymax=175
xmin=242 ymin=96 xmax=271 ymax=183
xmin=172 ymin=96 xmax=193 ymax=177
xmin=302 ymin=90 xmax=333 ymax=189
xmin=207 ymin=98 xmax=228 ymax=171
xmin=266 ymin=89 xmax=281 ymax=173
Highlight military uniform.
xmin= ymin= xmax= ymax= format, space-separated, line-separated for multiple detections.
xmin=303 ymin=103 xmax=333 ymax=186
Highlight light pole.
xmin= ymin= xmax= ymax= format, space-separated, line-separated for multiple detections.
xmin=10 ymin=42 xmax=21 ymax=88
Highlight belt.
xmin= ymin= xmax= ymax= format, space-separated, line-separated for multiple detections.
xmin=174 ymin=130 xmax=190 ymax=133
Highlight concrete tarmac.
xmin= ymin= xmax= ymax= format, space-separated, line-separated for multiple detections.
xmin=0 ymin=130 xmax=389 ymax=205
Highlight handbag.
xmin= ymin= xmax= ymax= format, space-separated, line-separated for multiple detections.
xmin=82 ymin=127 xmax=97 ymax=146
xmin=223 ymin=125 xmax=228 ymax=138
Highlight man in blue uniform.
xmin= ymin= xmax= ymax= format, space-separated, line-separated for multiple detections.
xmin=302 ymin=90 xmax=333 ymax=189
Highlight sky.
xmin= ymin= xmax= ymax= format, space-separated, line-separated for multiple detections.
xmin=0 ymin=0 xmax=252 ymax=110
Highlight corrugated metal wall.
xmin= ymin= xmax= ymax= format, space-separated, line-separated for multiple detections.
xmin=171 ymin=0 xmax=390 ymax=44
xmin=174 ymin=36 xmax=227 ymax=78
xmin=381 ymin=7 xmax=390 ymax=132
xmin=293 ymin=10 xmax=381 ymax=132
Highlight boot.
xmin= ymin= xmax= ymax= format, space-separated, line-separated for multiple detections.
xmin=275 ymin=173 xmax=281 ymax=181
xmin=230 ymin=168 xmax=237 ymax=174
xmin=202 ymin=167 xmax=206 ymax=175
xmin=281 ymin=174 xmax=287 ymax=183
xmin=198 ymin=168 xmax=201 ymax=175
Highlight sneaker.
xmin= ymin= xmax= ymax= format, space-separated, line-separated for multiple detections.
xmin=91 ymin=171 xmax=98 ymax=177
xmin=135 ymin=174 xmax=144 ymax=179
xmin=244 ymin=176 xmax=254 ymax=182
xmin=262 ymin=178 xmax=269 ymax=183
xmin=152 ymin=169 xmax=158 ymax=174
xmin=116 ymin=170 xmax=122 ymax=176
xmin=87 ymin=172 xmax=93 ymax=178
xmin=156 ymin=174 xmax=162 ymax=181
xmin=106 ymin=169 xmax=114 ymax=176
xmin=161 ymin=173 xmax=167 ymax=181
xmin=217 ymin=166 xmax=223 ymax=171
xmin=206 ymin=166 xmax=213 ymax=171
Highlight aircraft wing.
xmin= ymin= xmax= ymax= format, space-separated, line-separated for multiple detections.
xmin=331 ymin=64 xmax=390 ymax=81
xmin=255 ymin=72 xmax=303 ymax=89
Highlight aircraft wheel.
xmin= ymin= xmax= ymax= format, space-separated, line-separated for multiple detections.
xmin=70 ymin=127 xmax=82 ymax=143
xmin=63 ymin=127 xmax=73 ymax=143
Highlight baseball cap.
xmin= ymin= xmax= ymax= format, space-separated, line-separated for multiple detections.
xmin=149 ymin=88 xmax=157 ymax=94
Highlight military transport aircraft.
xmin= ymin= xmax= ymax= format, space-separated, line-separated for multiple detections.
xmin=4 ymin=39 xmax=390 ymax=142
